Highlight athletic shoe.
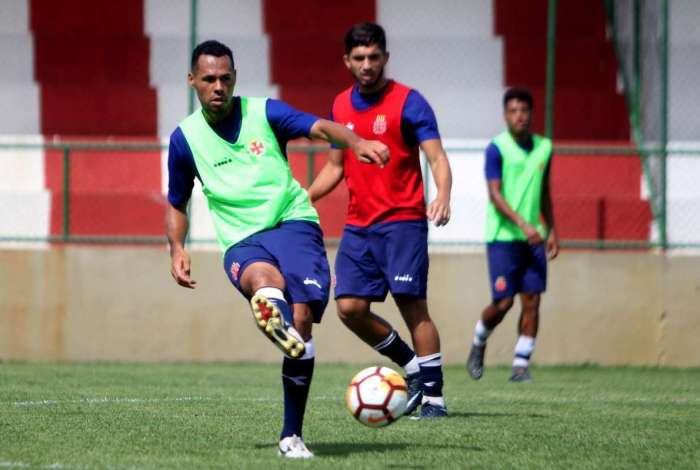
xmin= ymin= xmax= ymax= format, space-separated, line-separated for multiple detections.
xmin=403 ymin=373 xmax=423 ymax=416
xmin=508 ymin=367 xmax=533 ymax=383
xmin=411 ymin=402 xmax=448 ymax=420
xmin=250 ymin=294 xmax=305 ymax=358
xmin=466 ymin=344 xmax=486 ymax=380
xmin=278 ymin=435 xmax=314 ymax=459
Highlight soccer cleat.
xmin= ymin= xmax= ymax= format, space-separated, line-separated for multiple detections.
xmin=278 ymin=434 xmax=314 ymax=459
xmin=411 ymin=402 xmax=448 ymax=420
xmin=466 ymin=344 xmax=486 ymax=380
xmin=250 ymin=294 xmax=305 ymax=358
xmin=403 ymin=373 xmax=423 ymax=416
xmin=508 ymin=367 xmax=533 ymax=383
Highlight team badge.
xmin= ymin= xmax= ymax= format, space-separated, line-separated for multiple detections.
xmin=230 ymin=262 xmax=241 ymax=282
xmin=495 ymin=276 xmax=507 ymax=292
xmin=372 ymin=114 xmax=387 ymax=135
xmin=346 ymin=122 xmax=355 ymax=131
xmin=249 ymin=139 xmax=265 ymax=156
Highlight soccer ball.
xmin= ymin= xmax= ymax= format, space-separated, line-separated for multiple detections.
xmin=345 ymin=366 xmax=408 ymax=427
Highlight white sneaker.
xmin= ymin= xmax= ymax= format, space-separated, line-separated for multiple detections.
xmin=278 ymin=434 xmax=314 ymax=459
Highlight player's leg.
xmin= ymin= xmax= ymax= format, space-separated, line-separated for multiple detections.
xmin=509 ymin=243 xmax=547 ymax=383
xmin=336 ymin=296 xmax=422 ymax=412
xmin=278 ymin=302 xmax=316 ymax=458
xmin=266 ymin=221 xmax=332 ymax=458
xmin=393 ymin=296 xmax=447 ymax=419
xmin=380 ymin=220 xmax=445 ymax=418
xmin=223 ymin=239 xmax=304 ymax=357
xmin=467 ymin=241 xmax=521 ymax=380
xmin=335 ymin=225 xmax=421 ymax=411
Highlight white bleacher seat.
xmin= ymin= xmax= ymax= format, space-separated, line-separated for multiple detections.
xmin=378 ymin=0 xmax=494 ymax=37
xmin=0 ymin=0 xmax=29 ymax=34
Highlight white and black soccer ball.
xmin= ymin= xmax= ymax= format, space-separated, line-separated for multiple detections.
xmin=345 ymin=366 xmax=408 ymax=427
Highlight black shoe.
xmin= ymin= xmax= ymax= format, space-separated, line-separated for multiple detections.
xmin=508 ymin=367 xmax=532 ymax=383
xmin=466 ymin=344 xmax=486 ymax=380
xmin=403 ymin=373 xmax=422 ymax=416
xmin=411 ymin=402 xmax=448 ymax=420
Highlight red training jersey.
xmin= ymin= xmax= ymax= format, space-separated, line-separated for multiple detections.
xmin=331 ymin=80 xmax=426 ymax=227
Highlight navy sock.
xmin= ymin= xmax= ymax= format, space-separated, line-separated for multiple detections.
xmin=280 ymin=356 xmax=314 ymax=439
xmin=418 ymin=353 xmax=444 ymax=398
xmin=373 ymin=330 xmax=416 ymax=369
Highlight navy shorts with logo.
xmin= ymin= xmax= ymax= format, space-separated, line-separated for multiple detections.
xmin=486 ymin=241 xmax=547 ymax=301
xmin=223 ymin=220 xmax=330 ymax=322
xmin=335 ymin=220 xmax=429 ymax=301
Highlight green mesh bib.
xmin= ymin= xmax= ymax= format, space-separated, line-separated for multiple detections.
xmin=179 ymin=97 xmax=319 ymax=252
xmin=485 ymin=131 xmax=552 ymax=242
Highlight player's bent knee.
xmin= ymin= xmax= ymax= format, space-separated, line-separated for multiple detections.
xmin=494 ymin=297 xmax=514 ymax=313
xmin=240 ymin=262 xmax=285 ymax=295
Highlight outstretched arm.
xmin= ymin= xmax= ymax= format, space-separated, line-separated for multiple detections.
xmin=308 ymin=148 xmax=344 ymax=203
xmin=166 ymin=203 xmax=196 ymax=288
xmin=421 ymin=138 xmax=452 ymax=227
xmin=309 ymin=119 xmax=389 ymax=167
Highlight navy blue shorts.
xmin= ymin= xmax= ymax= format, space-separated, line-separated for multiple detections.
xmin=335 ymin=220 xmax=429 ymax=301
xmin=486 ymin=241 xmax=547 ymax=301
xmin=223 ymin=221 xmax=330 ymax=322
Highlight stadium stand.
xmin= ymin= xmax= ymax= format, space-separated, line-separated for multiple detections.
xmin=2 ymin=0 xmax=698 ymax=244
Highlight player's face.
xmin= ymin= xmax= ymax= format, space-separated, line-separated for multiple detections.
xmin=504 ymin=99 xmax=532 ymax=136
xmin=344 ymin=44 xmax=389 ymax=91
xmin=188 ymin=54 xmax=236 ymax=120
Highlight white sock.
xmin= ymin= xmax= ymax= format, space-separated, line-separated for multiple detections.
xmin=255 ymin=286 xmax=285 ymax=301
xmin=513 ymin=335 xmax=535 ymax=368
xmin=404 ymin=356 xmax=420 ymax=376
xmin=473 ymin=320 xmax=493 ymax=347
xmin=300 ymin=340 xmax=315 ymax=360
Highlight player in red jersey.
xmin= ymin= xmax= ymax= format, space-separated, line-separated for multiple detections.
xmin=309 ymin=23 xmax=452 ymax=419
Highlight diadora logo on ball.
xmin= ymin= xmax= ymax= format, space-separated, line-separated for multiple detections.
xmin=230 ymin=262 xmax=241 ymax=282
xmin=394 ymin=274 xmax=413 ymax=282
xmin=249 ymin=139 xmax=265 ymax=156
xmin=373 ymin=114 xmax=387 ymax=135
xmin=495 ymin=276 xmax=507 ymax=292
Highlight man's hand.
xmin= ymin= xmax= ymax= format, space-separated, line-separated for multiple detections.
xmin=520 ymin=222 xmax=544 ymax=245
xmin=546 ymin=230 xmax=560 ymax=260
xmin=171 ymin=248 xmax=197 ymax=288
xmin=351 ymin=139 xmax=390 ymax=167
xmin=427 ymin=195 xmax=451 ymax=227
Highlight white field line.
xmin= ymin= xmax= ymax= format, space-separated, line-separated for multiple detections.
xmin=2 ymin=395 xmax=340 ymax=407
xmin=0 ymin=462 xmax=82 ymax=469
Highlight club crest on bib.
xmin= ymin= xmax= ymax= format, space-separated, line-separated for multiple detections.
xmin=249 ymin=139 xmax=265 ymax=156
xmin=372 ymin=114 xmax=387 ymax=135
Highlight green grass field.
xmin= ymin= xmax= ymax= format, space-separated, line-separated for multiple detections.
xmin=1 ymin=363 xmax=699 ymax=469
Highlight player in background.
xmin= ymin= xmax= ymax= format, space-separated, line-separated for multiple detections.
xmin=166 ymin=40 xmax=389 ymax=458
xmin=308 ymin=23 xmax=452 ymax=419
xmin=466 ymin=87 xmax=559 ymax=383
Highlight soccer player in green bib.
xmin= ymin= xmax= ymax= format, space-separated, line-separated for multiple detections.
xmin=466 ymin=88 xmax=559 ymax=383
xmin=166 ymin=40 xmax=388 ymax=459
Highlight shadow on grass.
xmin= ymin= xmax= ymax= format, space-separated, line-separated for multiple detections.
xmin=254 ymin=441 xmax=484 ymax=457
xmin=448 ymin=411 xmax=547 ymax=419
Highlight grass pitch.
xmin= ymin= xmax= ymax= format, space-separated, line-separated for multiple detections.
xmin=1 ymin=362 xmax=698 ymax=469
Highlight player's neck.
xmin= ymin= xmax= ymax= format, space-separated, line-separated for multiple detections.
xmin=509 ymin=130 xmax=531 ymax=145
xmin=203 ymin=99 xmax=234 ymax=124
xmin=357 ymin=77 xmax=389 ymax=95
